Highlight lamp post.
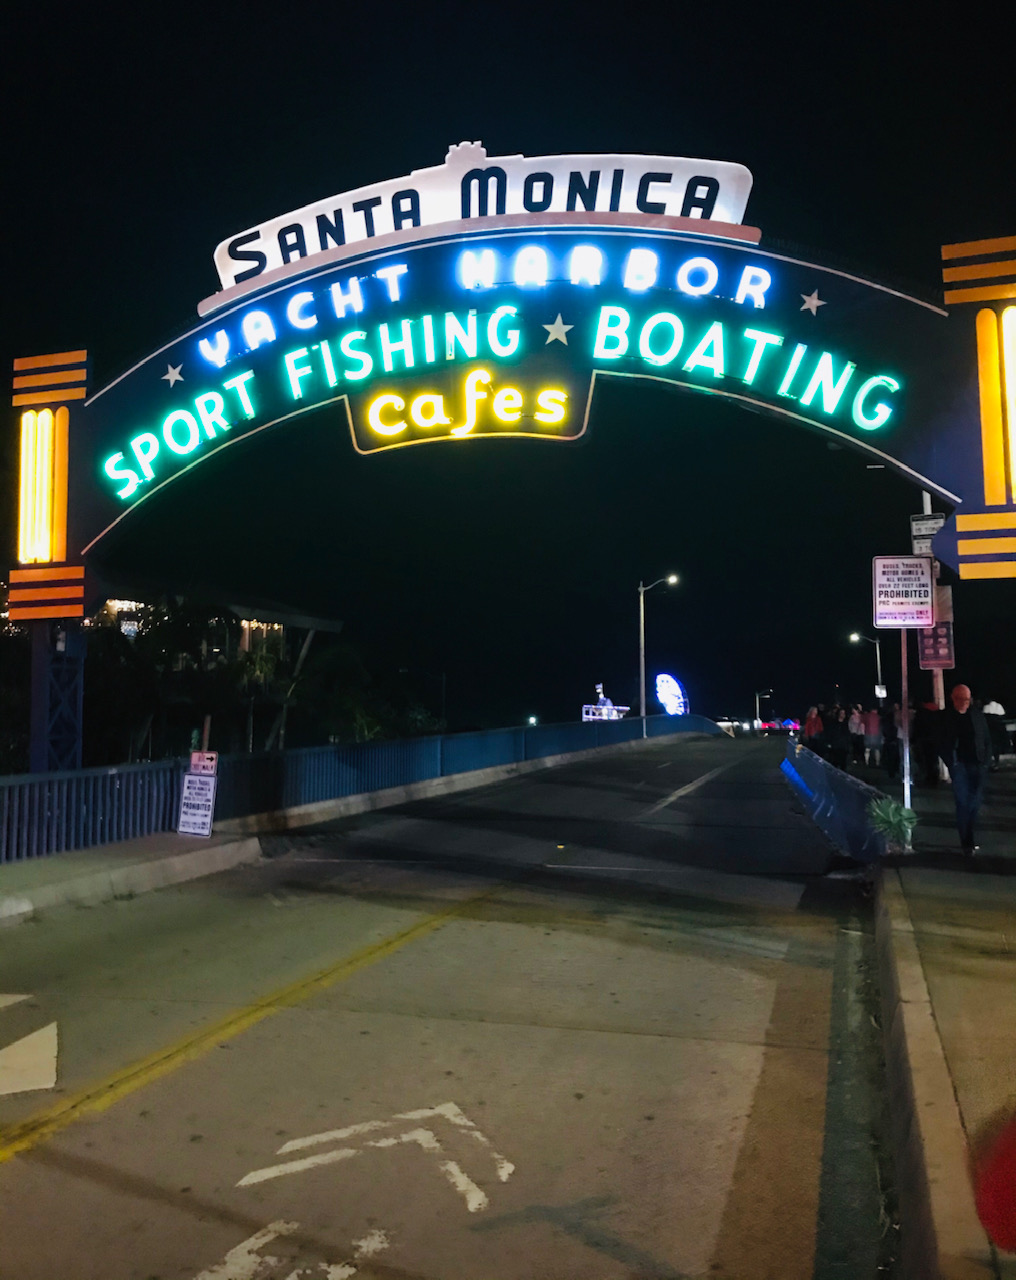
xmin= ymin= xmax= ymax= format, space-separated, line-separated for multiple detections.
xmin=638 ymin=574 xmax=679 ymax=737
xmin=755 ymin=688 xmax=772 ymax=731
xmin=850 ymin=632 xmax=883 ymax=703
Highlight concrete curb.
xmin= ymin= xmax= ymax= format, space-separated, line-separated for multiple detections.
xmin=0 ymin=837 xmax=263 ymax=926
xmin=875 ymin=866 xmax=998 ymax=1280
xmin=213 ymin=730 xmax=715 ymax=836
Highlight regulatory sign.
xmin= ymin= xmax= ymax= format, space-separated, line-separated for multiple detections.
xmin=918 ymin=621 xmax=956 ymax=669
xmin=911 ymin=512 xmax=946 ymax=556
xmin=189 ymin=751 xmax=218 ymax=775
xmin=873 ymin=555 xmax=935 ymax=628
xmin=177 ymin=773 xmax=217 ymax=837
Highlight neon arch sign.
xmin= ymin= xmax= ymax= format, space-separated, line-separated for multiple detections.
xmin=13 ymin=141 xmax=1016 ymax=595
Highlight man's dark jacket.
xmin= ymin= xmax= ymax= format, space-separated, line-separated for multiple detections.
xmin=938 ymin=706 xmax=993 ymax=767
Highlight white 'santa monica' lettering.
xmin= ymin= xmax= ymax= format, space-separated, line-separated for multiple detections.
xmin=211 ymin=142 xmax=754 ymax=293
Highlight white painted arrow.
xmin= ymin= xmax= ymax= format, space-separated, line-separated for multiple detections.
xmin=0 ymin=995 xmax=58 ymax=1095
xmin=237 ymin=1101 xmax=513 ymax=1212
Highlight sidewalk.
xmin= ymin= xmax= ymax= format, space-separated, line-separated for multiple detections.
xmin=0 ymin=831 xmax=263 ymax=927
xmin=869 ymin=762 xmax=1016 ymax=1278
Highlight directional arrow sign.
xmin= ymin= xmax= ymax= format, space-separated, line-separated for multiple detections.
xmin=0 ymin=995 xmax=58 ymax=1096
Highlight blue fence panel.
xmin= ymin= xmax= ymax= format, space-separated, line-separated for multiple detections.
xmin=0 ymin=759 xmax=185 ymax=864
xmin=591 ymin=718 xmax=643 ymax=747
xmin=780 ymin=739 xmax=886 ymax=863
xmin=524 ymin=722 xmax=591 ymax=759
xmin=441 ymin=728 xmax=522 ymax=775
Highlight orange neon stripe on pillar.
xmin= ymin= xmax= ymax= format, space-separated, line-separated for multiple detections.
xmin=17 ymin=406 xmax=71 ymax=564
xmin=1002 ymin=307 xmax=1016 ymax=504
xmin=33 ymin=409 xmax=53 ymax=561
xmin=50 ymin=407 xmax=69 ymax=561
xmin=976 ymin=308 xmax=1007 ymax=505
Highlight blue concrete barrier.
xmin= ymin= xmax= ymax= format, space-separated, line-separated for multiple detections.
xmin=781 ymin=738 xmax=887 ymax=863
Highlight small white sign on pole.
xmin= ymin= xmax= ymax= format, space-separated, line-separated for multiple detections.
xmin=872 ymin=556 xmax=935 ymax=628
xmin=189 ymin=751 xmax=218 ymax=775
xmin=910 ymin=512 xmax=945 ymax=556
xmin=178 ymin=774 xmax=217 ymax=837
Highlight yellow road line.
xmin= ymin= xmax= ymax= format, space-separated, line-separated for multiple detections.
xmin=0 ymin=889 xmax=497 ymax=1166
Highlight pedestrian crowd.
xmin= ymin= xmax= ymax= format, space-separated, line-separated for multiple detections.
xmin=801 ymin=691 xmax=1010 ymax=856
xmin=802 ymin=700 xmax=914 ymax=779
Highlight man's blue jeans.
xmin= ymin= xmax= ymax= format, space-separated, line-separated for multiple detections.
xmin=950 ymin=761 xmax=987 ymax=849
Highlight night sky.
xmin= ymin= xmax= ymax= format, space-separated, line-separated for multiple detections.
xmin=4 ymin=3 xmax=1015 ymax=729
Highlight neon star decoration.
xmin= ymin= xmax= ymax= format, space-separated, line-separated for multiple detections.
xmin=543 ymin=315 xmax=574 ymax=345
xmin=800 ymin=291 xmax=826 ymax=315
xmin=162 ymin=364 xmax=184 ymax=386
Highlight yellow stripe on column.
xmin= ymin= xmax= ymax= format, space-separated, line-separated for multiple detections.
xmin=957 ymin=536 xmax=1016 ymax=554
xmin=51 ymin=407 xmax=68 ymax=562
xmin=944 ymin=283 xmax=1016 ymax=305
xmin=956 ymin=512 xmax=1016 ymax=531
xmin=8 ymin=605 xmax=86 ymax=621
xmin=12 ymin=350 xmax=87 ymax=371
xmin=12 ymin=388 xmax=87 ymax=406
xmin=942 ymin=235 xmax=1016 ymax=260
xmin=976 ymin=309 xmax=1007 ymax=505
xmin=10 ymin=565 xmax=85 ymax=582
xmin=12 ymin=369 xmax=88 ymax=389
xmin=8 ymin=586 xmax=85 ymax=602
xmin=959 ymin=561 xmax=1016 ymax=579
xmin=943 ymin=258 xmax=1016 ymax=282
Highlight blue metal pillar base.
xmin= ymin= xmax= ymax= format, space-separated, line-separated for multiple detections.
xmin=29 ymin=621 xmax=85 ymax=772
xmin=29 ymin=622 xmax=50 ymax=773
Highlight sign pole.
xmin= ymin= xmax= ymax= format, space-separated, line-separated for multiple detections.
xmin=873 ymin=553 xmax=931 ymax=850
xmin=901 ymin=628 xmax=912 ymax=832
xmin=920 ymin=493 xmax=948 ymax=713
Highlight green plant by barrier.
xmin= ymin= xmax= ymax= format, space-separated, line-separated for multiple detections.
xmin=867 ymin=795 xmax=917 ymax=851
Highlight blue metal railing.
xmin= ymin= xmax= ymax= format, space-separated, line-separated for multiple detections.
xmin=780 ymin=738 xmax=887 ymax=863
xmin=0 ymin=759 xmax=186 ymax=865
xmin=0 ymin=713 xmax=721 ymax=864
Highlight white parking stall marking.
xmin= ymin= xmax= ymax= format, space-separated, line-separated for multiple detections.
xmin=192 ymin=1221 xmax=392 ymax=1280
xmin=192 ymin=1220 xmax=298 ymax=1279
xmin=0 ymin=994 xmax=58 ymax=1096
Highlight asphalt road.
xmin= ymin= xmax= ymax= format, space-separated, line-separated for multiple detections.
xmin=0 ymin=735 xmax=893 ymax=1280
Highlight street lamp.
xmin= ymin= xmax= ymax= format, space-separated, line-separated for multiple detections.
xmin=849 ymin=632 xmax=883 ymax=702
xmin=638 ymin=574 xmax=679 ymax=736
xmin=754 ymin=688 xmax=772 ymax=731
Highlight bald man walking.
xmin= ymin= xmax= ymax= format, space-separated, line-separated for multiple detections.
xmin=939 ymin=684 xmax=993 ymax=855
